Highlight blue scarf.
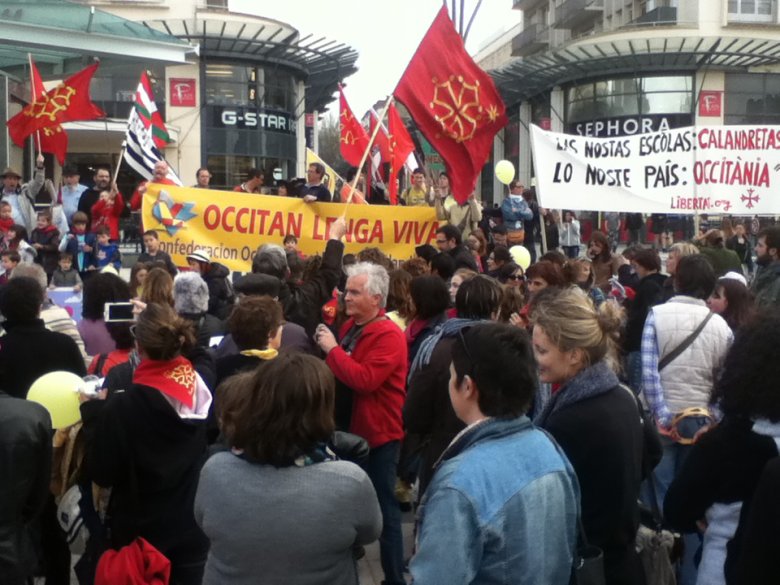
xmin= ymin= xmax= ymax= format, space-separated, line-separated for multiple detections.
xmin=534 ymin=360 xmax=619 ymax=427
xmin=408 ymin=317 xmax=485 ymax=381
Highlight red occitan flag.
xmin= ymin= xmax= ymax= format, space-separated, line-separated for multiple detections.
xmin=7 ymin=62 xmax=104 ymax=149
xmin=339 ymin=86 xmax=371 ymax=167
xmin=28 ymin=58 xmax=68 ymax=164
xmin=394 ymin=6 xmax=507 ymax=204
xmin=387 ymin=103 xmax=415 ymax=205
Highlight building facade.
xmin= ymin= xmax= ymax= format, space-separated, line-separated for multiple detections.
xmin=480 ymin=0 xmax=780 ymax=207
xmin=3 ymin=0 xmax=356 ymax=191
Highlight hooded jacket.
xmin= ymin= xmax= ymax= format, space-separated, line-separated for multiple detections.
xmin=86 ymin=363 xmax=211 ymax=564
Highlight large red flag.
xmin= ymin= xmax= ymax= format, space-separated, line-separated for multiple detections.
xmin=7 ymin=62 xmax=104 ymax=148
xmin=394 ymin=6 xmax=507 ymax=204
xmin=387 ymin=103 xmax=415 ymax=205
xmin=339 ymin=86 xmax=370 ymax=167
xmin=28 ymin=58 xmax=68 ymax=164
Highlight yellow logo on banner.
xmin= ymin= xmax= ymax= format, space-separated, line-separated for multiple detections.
xmin=143 ymin=185 xmax=439 ymax=272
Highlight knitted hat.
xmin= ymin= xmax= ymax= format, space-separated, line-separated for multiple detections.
xmin=233 ymin=273 xmax=281 ymax=298
xmin=174 ymin=272 xmax=210 ymax=314
xmin=187 ymin=249 xmax=210 ymax=264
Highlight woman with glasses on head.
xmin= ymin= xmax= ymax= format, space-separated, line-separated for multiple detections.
xmin=84 ymin=303 xmax=213 ymax=584
xmin=532 ymin=287 xmax=660 ymax=585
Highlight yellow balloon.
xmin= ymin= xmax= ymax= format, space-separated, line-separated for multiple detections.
xmin=495 ymin=160 xmax=516 ymax=185
xmin=509 ymin=245 xmax=532 ymax=270
xmin=27 ymin=371 xmax=84 ymax=429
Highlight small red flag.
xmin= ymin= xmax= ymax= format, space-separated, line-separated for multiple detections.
xmin=7 ymin=62 xmax=104 ymax=148
xmin=387 ymin=104 xmax=415 ymax=205
xmin=394 ymin=6 xmax=507 ymax=204
xmin=339 ymin=86 xmax=370 ymax=167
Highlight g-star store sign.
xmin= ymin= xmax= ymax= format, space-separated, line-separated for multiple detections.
xmin=210 ymin=106 xmax=295 ymax=134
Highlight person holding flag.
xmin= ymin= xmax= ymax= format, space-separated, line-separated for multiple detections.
xmin=0 ymin=156 xmax=44 ymax=233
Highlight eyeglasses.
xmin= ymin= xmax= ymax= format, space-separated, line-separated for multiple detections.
xmin=508 ymin=274 xmax=525 ymax=281
xmin=435 ymin=238 xmax=448 ymax=245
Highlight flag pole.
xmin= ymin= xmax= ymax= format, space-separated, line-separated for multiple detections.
xmin=27 ymin=53 xmax=42 ymax=155
xmin=113 ymin=142 xmax=126 ymax=189
xmin=342 ymin=96 xmax=395 ymax=215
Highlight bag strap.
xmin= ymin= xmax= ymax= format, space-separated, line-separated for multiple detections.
xmin=94 ymin=353 xmax=109 ymax=377
xmin=658 ymin=311 xmax=714 ymax=372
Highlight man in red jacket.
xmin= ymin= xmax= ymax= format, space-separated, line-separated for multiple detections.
xmin=315 ymin=262 xmax=407 ymax=585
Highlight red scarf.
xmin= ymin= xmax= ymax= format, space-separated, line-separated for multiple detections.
xmin=36 ymin=223 xmax=57 ymax=234
xmin=133 ymin=355 xmax=197 ymax=409
xmin=0 ymin=217 xmax=13 ymax=232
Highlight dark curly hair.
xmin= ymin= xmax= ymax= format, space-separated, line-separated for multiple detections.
xmin=81 ymin=273 xmax=131 ymax=320
xmin=711 ymin=311 xmax=780 ymax=421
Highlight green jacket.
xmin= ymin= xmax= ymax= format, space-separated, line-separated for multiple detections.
xmin=698 ymin=245 xmax=743 ymax=277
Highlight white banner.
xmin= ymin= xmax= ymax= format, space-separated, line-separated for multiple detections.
xmin=530 ymin=124 xmax=780 ymax=214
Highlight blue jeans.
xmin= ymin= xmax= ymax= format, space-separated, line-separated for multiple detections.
xmin=366 ymin=440 xmax=405 ymax=585
xmin=563 ymin=245 xmax=579 ymax=259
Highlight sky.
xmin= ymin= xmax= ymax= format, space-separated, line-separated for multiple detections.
xmin=230 ymin=0 xmax=521 ymax=118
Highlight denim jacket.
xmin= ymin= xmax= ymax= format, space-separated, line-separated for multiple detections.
xmin=501 ymin=195 xmax=533 ymax=231
xmin=411 ymin=416 xmax=579 ymax=585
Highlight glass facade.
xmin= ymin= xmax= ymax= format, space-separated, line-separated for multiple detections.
xmin=202 ymin=62 xmax=299 ymax=189
xmin=203 ymin=63 xmax=296 ymax=111
xmin=566 ymin=75 xmax=693 ymax=123
xmin=725 ymin=73 xmax=780 ymax=125
xmin=91 ymin=65 xmax=166 ymax=119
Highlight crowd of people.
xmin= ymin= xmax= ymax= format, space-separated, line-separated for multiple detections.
xmin=2 ymin=157 xmax=780 ymax=585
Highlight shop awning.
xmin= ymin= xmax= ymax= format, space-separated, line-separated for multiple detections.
xmin=492 ymin=35 xmax=780 ymax=105
xmin=0 ymin=0 xmax=197 ymax=79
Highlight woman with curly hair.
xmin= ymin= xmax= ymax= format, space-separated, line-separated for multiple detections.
xmin=665 ymin=312 xmax=780 ymax=585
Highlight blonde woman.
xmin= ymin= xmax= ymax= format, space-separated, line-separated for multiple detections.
xmin=532 ymin=287 xmax=659 ymax=585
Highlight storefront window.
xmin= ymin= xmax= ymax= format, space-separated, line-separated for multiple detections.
xmin=206 ymin=155 xmax=295 ymax=191
xmin=725 ymin=72 xmax=780 ymax=125
xmin=92 ymin=65 xmax=166 ymax=118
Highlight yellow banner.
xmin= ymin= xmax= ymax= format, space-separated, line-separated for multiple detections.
xmin=142 ymin=184 xmax=439 ymax=272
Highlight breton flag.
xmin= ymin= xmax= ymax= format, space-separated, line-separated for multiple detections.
xmin=123 ymin=72 xmax=181 ymax=185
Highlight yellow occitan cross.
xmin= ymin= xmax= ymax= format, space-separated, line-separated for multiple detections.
xmin=24 ymin=84 xmax=77 ymax=122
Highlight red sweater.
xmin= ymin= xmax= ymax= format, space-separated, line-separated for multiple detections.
xmin=326 ymin=316 xmax=407 ymax=448
xmin=91 ymin=193 xmax=125 ymax=240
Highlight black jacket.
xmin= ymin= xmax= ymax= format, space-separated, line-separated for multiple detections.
xmin=732 ymin=456 xmax=780 ymax=585
xmin=664 ymin=417 xmax=779 ymax=583
xmin=137 ymin=250 xmax=178 ymax=277
xmin=85 ymin=384 xmax=209 ymax=562
xmin=404 ymin=337 xmax=465 ymax=498
xmin=624 ymin=272 xmax=666 ymax=352
xmin=77 ymin=188 xmax=101 ymax=227
xmin=180 ymin=312 xmax=225 ymax=349
xmin=276 ymin=239 xmax=344 ymax=336
xmin=203 ymin=262 xmax=234 ymax=320
xmin=0 ymin=393 xmax=52 ymax=585
xmin=542 ymin=385 xmax=654 ymax=585
xmin=0 ymin=319 xmax=86 ymax=398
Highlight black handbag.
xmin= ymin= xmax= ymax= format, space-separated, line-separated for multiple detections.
xmin=573 ymin=518 xmax=606 ymax=585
